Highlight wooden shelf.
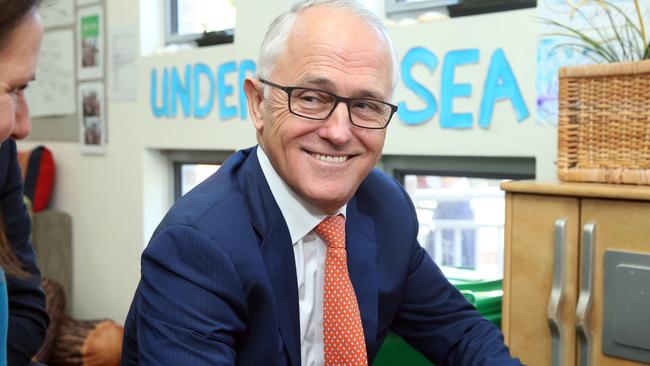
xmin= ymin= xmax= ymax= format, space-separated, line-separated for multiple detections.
xmin=501 ymin=180 xmax=650 ymax=201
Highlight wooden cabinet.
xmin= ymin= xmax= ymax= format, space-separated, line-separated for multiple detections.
xmin=501 ymin=181 xmax=650 ymax=366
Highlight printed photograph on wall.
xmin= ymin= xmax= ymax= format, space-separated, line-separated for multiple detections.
xmin=78 ymin=81 xmax=106 ymax=154
xmin=77 ymin=5 xmax=103 ymax=80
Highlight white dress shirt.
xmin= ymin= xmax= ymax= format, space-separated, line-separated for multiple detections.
xmin=257 ymin=147 xmax=346 ymax=366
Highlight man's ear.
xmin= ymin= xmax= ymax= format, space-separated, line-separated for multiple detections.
xmin=243 ymin=77 xmax=264 ymax=131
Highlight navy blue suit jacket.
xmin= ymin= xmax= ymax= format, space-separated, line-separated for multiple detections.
xmin=0 ymin=140 xmax=48 ymax=365
xmin=122 ymin=146 xmax=521 ymax=366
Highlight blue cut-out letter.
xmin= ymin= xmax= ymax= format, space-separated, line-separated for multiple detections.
xmin=398 ymin=47 xmax=438 ymax=125
xmin=192 ymin=63 xmax=215 ymax=119
xmin=440 ymin=49 xmax=479 ymax=129
xmin=217 ymin=61 xmax=237 ymax=120
xmin=170 ymin=65 xmax=191 ymax=118
xmin=150 ymin=68 xmax=169 ymax=118
xmin=479 ymin=48 xmax=529 ymax=128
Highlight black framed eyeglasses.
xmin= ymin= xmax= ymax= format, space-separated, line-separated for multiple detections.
xmin=259 ymin=78 xmax=397 ymax=130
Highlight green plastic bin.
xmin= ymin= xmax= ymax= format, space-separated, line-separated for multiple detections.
xmin=373 ymin=271 xmax=503 ymax=365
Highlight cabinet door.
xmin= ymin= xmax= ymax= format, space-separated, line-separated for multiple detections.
xmin=580 ymin=199 xmax=650 ymax=366
xmin=504 ymin=193 xmax=580 ymax=366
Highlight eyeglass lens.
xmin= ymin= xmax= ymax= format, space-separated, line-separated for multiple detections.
xmin=289 ymin=88 xmax=391 ymax=129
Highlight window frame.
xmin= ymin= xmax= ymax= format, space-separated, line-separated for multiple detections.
xmin=385 ymin=0 xmax=460 ymax=14
xmin=380 ymin=155 xmax=536 ymax=182
xmin=169 ymin=150 xmax=235 ymax=201
xmin=165 ymin=0 xmax=235 ymax=46
xmin=385 ymin=0 xmax=536 ymax=19
xmin=447 ymin=0 xmax=536 ymax=17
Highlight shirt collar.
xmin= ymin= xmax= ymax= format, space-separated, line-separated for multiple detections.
xmin=257 ymin=146 xmax=346 ymax=245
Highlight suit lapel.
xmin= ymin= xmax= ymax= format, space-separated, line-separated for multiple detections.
xmin=260 ymin=223 xmax=301 ymax=366
xmin=346 ymin=197 xmax=378 ymax=350
xmin=237 ymin=147 xmax=301 ymax=366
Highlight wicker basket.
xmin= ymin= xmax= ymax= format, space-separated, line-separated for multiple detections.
xmin=557 ymin=60 xmax=650 ymax=185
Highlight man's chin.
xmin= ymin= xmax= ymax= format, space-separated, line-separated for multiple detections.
xmin=300 ymin=188 xmax=353 ymax=214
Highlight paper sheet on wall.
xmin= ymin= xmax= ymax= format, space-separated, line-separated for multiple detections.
xmin=26 ymin=29 xmax=76 ymax=118
xmin=40 ymin=0 xmax=74 ymax=28
xmin=535 ymin=0 xmax=646 ymax=125
xmin=110 ymin=28 xmax=138 ymax=102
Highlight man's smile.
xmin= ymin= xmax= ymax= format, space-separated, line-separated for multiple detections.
xmin=305 ymin=149 xmax=357 ymax=164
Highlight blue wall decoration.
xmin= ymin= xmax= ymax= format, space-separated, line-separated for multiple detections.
xmin=150 ymin=59 xmax=256 ymax=120
xmin=478 ymin=48 xmax=529 ymax=128
xmin=150 ymin=49 xmax=528 ymax=129
xmin=398 ymin=47 xmax=438 ymax=126
xmin=192 ymin=63 xmax=215 ymax=118
xmin=440 ymin=49 xmax=479 ymax=129
xmin=397 ymin=47 xmax=529 ymax=129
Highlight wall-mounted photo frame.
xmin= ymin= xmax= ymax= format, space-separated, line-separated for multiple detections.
xmin=78 ymin=81 xmax=106 ymax=154
xmin=77 ymin=5 xmax=104 ymax=80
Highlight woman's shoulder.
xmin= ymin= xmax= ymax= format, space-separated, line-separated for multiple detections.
xmin=0 ymin=140 xmax=16 ymax=184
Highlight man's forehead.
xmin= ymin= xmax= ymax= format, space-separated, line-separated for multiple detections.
xmin=281 ymin=43 xmax=393 ymax=95
xmin=292 ymin=5 xmax=381 ymax=40
xmin=270 ymin=5 xmax=393 ymax=95
xmin=287 ymin=7 xmax=390 ymax=61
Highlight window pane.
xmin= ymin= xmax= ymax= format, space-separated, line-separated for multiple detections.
xmin=385 ymin=0 xmax=536 ymax=19
xmin=404 ymin=174 xmax=505 ymax=279
xmin=396 ymin=0 xmax=449 ymax=3
xmin=180 ymin=163 xmax=221 ymax=196
xmin=176 ymin=0 xmax=236 ymax=36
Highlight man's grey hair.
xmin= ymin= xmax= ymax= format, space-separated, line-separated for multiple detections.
xmin=257 ymin=0 xmax=400 ymax=93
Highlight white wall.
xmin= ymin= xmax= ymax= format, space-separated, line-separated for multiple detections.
xmin=19 ymin=0 xmax=553 ymax=322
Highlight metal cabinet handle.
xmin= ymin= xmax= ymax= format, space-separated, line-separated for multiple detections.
xmin=548 ymin=219 xmax=567 ymax=366
xmin=576 ymin=222 xmax=596 ymax=366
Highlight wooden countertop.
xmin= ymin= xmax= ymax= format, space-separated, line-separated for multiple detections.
xmin=500 ymin=180 xmax=650 ymax=201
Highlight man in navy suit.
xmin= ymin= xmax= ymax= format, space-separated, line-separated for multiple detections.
xmin=121 ymin=1 xmax=522 ymax=365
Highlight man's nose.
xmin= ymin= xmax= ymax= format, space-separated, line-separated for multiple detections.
xmin=12 ymin=95 xmax=32 ymax=140
xmin=318 ymin=101 xmax=352 ymax=145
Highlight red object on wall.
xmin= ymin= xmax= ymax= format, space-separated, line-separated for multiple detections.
xmin=17 ymin=146 xmax=55 ymax=212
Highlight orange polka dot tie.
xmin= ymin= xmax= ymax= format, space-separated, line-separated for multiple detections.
xmin=314 ymin=215 xmax=368 ymax=366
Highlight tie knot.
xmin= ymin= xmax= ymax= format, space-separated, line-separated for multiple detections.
xmin=314 ymin=215 xmax=345 ymax=248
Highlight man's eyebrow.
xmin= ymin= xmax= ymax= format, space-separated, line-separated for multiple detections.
xmin=300 ymin=77 xmax=384 ymax=100
xmin=355 ymin=89 xmax=383 ymax=100
xmin=301 ymin=77 xmax=335 ymax=89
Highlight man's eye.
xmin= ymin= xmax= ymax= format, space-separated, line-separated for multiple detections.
xmin=354 ymin=100 xmax=379 ymax=111
xmin=299 ymin=93 xmax=324 ymax=103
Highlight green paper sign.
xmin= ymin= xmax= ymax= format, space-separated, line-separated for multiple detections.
xmin=81 ymin=15 xmax=99 ymax=38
